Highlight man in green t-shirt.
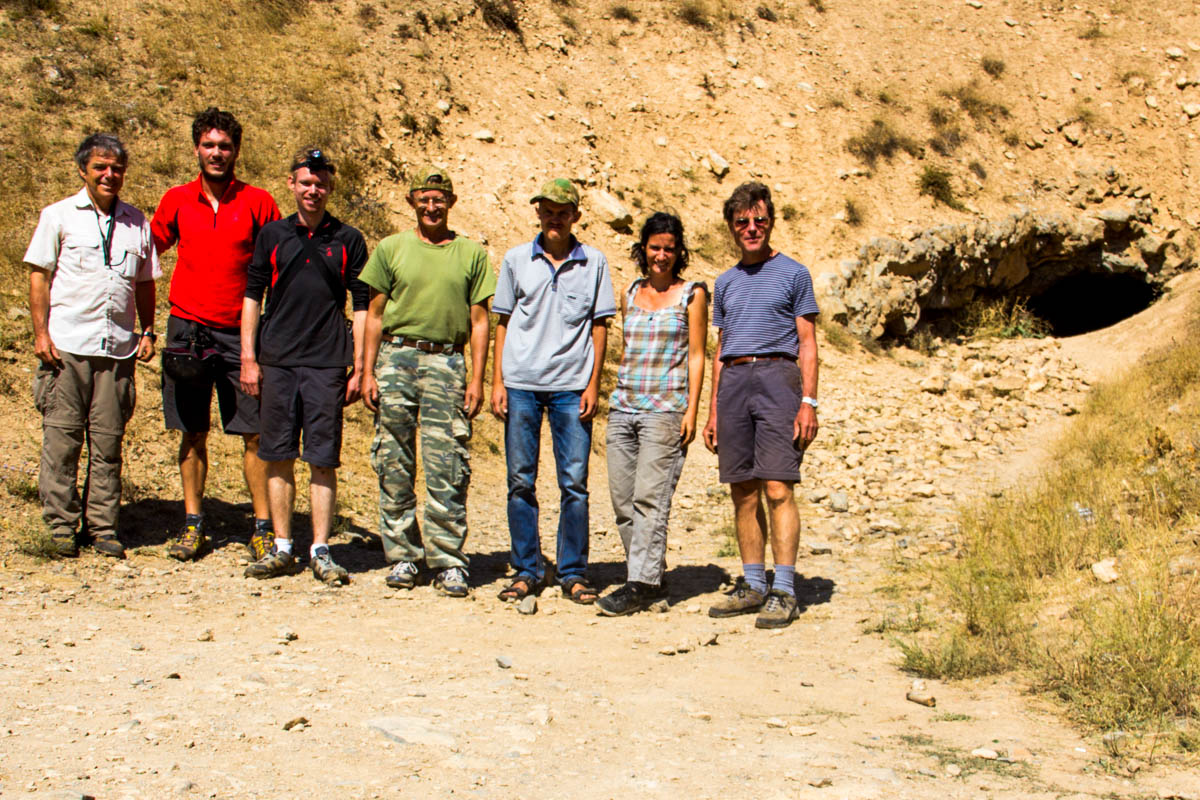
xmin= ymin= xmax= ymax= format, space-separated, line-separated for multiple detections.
xmin=360 ymin=166 xmax=496 ymax=597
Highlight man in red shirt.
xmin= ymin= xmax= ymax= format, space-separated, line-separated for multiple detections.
xmin=151 ymin=107 xmax=280 ymax=562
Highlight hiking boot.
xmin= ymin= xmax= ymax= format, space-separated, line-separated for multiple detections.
xmin=433 ymin=566 xmax=469 ymax=598
xmin=755 ymin=589 xmax=800 ymax=629
xmin=92 ymin=534 xmax=125 ymax=559
xmin=244 ymin=547 xmax=295 ymax=579
xmin=50 ymin=530 xmax=78 ymax=558
xmin=707 ymin=577 xmax=767 ymax=618
xmin=247 ymin=530 xmax=272 ymax=562
xmin=385 ymin=561 xmax=419 ymax=590
xmin=310 ymin=547 xmax=349 ymax=585
xmin=597 ymin=581 xmax=658 ymax=617
xmin=168 ymin=523 xmax=206 ymax=561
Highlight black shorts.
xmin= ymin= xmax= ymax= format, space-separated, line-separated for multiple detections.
xmin=715 ymin=358 xmax=804 ymax=484
xmin=162 ymin=315 xmax=260 ymax=436
xmin=258 ymin=365 xmax=348 ymax=468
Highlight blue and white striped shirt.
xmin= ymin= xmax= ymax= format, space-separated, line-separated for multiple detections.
xmin=712 ymin=252 xmax=819 ymax=360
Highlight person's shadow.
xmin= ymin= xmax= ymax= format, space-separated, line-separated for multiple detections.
xmin=117 ymin=497 xmax=383 ymax=574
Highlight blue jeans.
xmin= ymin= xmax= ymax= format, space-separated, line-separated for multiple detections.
xmin=504 ymin=389 xmax=592 ymax=584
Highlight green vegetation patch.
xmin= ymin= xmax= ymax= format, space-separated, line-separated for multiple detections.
xmin=900 ymin=309 xmax=1200 ymax=740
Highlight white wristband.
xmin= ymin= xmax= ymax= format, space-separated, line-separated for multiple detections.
xmin=801 ymin=396 xmax=818 ymax=410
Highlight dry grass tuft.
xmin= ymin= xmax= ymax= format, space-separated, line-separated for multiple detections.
xmin=610 ymin=3 xmax=638 ymax=22
xmin=476 ymin=0 xmax=523 ymax=39
xmin=942 ymin=82 xmax=1010 ymax=127
xmin=902 ymin=309 xmax=1200 ymax=739
xmin=981 ymin=55 xmax=1006 ymax=78
xmin=917 ymin=165 xmax=965 ymax=211
xmin=845 ymin=118 xmax=922 ymax=168
xmin=955 ymin=297 xmax=1048 ymax=340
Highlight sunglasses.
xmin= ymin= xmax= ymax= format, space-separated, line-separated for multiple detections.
xmin=732 ymin=215 xmax=770 ymax=229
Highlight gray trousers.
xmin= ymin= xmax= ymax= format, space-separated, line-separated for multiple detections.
xmin=34 ymin=352 xmax=135 ymax=538
xmin=605 ymin=411 xmax=686 ymax=586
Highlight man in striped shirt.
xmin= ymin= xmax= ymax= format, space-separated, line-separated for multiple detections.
xmin=702 ymin=182 xmax=820 ymax=629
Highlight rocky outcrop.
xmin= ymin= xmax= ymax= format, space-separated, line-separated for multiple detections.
xmin=816 ymin=203 xmax=1194 ymax=338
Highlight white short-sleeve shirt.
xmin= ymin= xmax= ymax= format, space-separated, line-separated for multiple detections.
xmin=24 ymin=188 xmax=161 ymax=358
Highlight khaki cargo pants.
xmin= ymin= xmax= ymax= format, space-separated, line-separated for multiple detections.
xmin=34 ymin=352 xmax=135 ymax=538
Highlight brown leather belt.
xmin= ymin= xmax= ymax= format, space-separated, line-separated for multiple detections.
xmin=381 ymin=334 xmax=463 ymax=354
xmin=725 ymin=354 xmax=791 ymax=366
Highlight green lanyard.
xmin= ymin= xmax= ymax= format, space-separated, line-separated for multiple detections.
xmin=94 ymin=207 xmax=115 ymax=266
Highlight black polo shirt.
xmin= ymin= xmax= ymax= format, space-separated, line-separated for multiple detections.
xmin=245 ymin=212 xmax=369 ymax=367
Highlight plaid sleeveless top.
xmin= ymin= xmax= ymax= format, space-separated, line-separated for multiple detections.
xmin=610 ymin=279 xmax=706 ymax=413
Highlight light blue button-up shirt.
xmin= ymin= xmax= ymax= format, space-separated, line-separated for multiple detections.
xmin=493 ymin=235 xmax=616 ymax=391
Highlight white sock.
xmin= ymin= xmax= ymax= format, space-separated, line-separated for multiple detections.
xmin=274 ymin=538 xmax=293 ymax=555
xmin=310 ymin=543 xmax=329 ymax=558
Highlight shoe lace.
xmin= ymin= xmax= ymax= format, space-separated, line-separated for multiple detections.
xmin=763 ymin=593 xmax=785 ymax=612
xmin=441 ymin=567 xmax=466 ymax=584
xmin=390 ymin=561 xmax=418 ymax=577
xmin=177 ymin=525 xmax=201 ymax=547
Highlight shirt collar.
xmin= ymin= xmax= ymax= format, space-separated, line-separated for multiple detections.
xmin=289 ymin=212 xmax=337 ymax=235
xmin=532 ymin=233 xmax=586 ymax=265
xmin=71 ymin=187 xmax=129 ymax=219
xmin=191 ymin=172 xmax=243 ymax=204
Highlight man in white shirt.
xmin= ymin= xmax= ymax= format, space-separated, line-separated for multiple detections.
xmin=24 ymin=133 xmax=160 ymax=558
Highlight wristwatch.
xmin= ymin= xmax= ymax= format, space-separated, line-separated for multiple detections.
xmin=141 ymin=330 xmax=157 ymax=343
xmin=801 ymin=396 xmax=818 ymax=410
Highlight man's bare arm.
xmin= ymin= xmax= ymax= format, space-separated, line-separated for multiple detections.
xmin=29 ymin=268 xmax=61 ymax=367
xmin=465 ymin=301 xmax=490 ymax=419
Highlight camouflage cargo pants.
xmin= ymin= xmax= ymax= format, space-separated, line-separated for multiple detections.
xmin=371 ymin=344 xmax=471 ymax=569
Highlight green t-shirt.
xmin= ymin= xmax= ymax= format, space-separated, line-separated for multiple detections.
xmin=359 ymin=229 xmax=496 ymax=345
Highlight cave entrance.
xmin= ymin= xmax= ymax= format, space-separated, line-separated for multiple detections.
xmin=1025 ymin=272 xmax=1159 ymax=337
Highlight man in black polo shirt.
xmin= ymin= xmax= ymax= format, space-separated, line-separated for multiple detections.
xmin=238 ymin=147 xmax=369 ymax=584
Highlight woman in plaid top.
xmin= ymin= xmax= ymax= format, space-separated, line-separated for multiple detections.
xmin=599 ymin=212 xmax=709 ymax=617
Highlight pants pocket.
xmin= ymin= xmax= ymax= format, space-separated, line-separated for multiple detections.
xmin=32 ymin=364 xmax=57 ymax=415
xmin=119 ymin=369 xmax=136 ymax=424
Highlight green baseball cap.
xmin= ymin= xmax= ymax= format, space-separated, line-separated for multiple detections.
xmin=530 ymin=177 xmax=580 ymax=207
xmin=409 ymin=165 xmax=454 ymax=196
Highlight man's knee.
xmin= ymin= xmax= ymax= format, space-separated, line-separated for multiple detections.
xmin=180 ymin=431 xmax=207 ymax=458
xmin=730 ymin=480 xmax=761 ymax=507
xmin=762 ymin=480 xmax=796 ymax=507
xmin=242 ymin=433 xmax=260 ymax=452
xmin=88 ymin=432 xmax=124 ymax=463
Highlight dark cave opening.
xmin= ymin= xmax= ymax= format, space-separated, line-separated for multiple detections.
xmin=1026 ymin=272 xmax=1160 ymax=338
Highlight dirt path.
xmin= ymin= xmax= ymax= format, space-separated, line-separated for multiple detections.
xmin=2 ymin=305 xmax=1198 ymax=799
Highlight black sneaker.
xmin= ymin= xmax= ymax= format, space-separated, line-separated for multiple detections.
xmin=597 ymin=582 xmax=659 ymax=617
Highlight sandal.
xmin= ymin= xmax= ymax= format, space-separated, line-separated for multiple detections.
xmin=498 ymin=577 xmax=535 ymax=602
xmin=562 ymin=577 xmax=599 ymax=605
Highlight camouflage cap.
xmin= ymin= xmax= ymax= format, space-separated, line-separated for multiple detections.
xmin=529 ymin=177 xmax=580 ymax=207
xmin=409 ymin=165 xmax=454 ymax=196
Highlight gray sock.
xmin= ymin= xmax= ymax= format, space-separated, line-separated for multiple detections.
xmin=773 ymin=564 xmax=796 ymax=597
xmin=743 ymin=563 xmax=767 ymax=594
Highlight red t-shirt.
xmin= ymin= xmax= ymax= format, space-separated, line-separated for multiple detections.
xmin=151 ymin=175 xmax=281 ymax=329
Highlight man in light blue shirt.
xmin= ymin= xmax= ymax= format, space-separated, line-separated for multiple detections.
xmin=491 ymin=178 xmax=616 ymax=605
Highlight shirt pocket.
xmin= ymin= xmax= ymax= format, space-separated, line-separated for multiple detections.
xmin=60 ymin=231 xmax=100 ymax=270
xmin=560 ymin=290 xmax=590 ymax=326
xmin=111 ymin=230 xmax=147 ymax=278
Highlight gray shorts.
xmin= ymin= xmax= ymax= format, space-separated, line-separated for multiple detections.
xmin=715 ymin=359 xmax=804 ymax=484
